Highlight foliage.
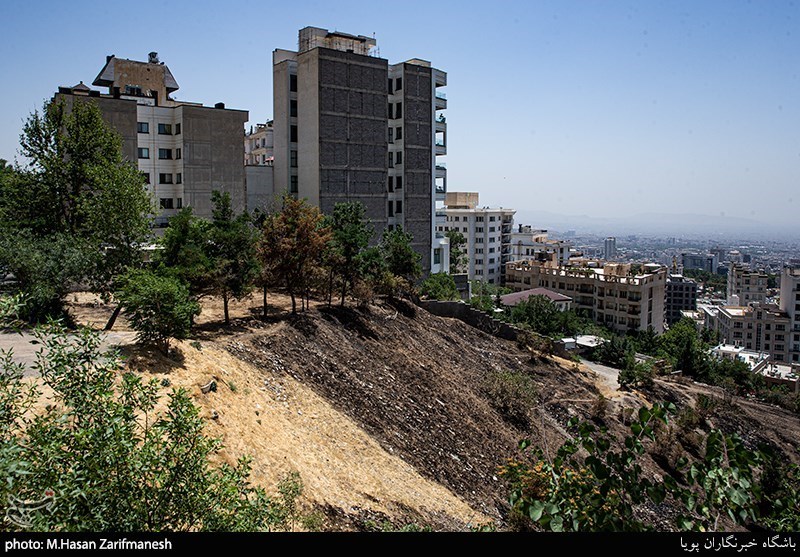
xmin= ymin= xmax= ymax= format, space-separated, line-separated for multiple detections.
xmin=502 ymin=402 xmax=764 ymax=532
xmin=0 ymin=324 xmax=302 ymax=531
xmin=593 ymin=335 xmax=635 ymax=370
xmin=206 ymin=191 xmax=258 ymax=325
xmin=483 ymin=369 xmax=538 ymax=429
xmin=761 ymin=464 xmax=800 ymax=532
xmin=419 ymin=273 xmax=459 ymax=301
xmin=379 ymin=226 xmax=421 ymax=285
xmin=155 ymin=207 xmax=213 ymax=298
xmin=470 ymin=281 xmax=511 ymax=313
xmin=329 ymin=202 xmax=373 ymax=306
xmin=0 ymin=100 xmax=152 ymax=319
xmin=444 ymin=229 xmax=467 ymax=273
xmin=258 ymin=195 xmax=331 ymax=314
xmin=509 ymin=295 xmax=561 ymax=337
xmin=618 ymin=361 xmax=655 ymax=390
xmin=683 ymin=269 xmax=726 ymax=292
xmin=115 ymin=269 xmax=200 ymax=354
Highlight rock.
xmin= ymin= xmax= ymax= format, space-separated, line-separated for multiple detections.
xmin=201 ymin=380 xmax=217 ymax=394
xmin=210 ymin=409 xmax=219 ymax=420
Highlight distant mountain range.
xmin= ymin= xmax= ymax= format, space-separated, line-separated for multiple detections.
xmin=511 ymin=210 xmax=797 ymax=242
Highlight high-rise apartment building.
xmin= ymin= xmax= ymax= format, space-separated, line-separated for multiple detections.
xmin=714 ymin=303 xmax=791 ymax=363
xmin=727 ymin=262 xmax=768 ymax=305
xmin=272 ymin=27 xmax=448 ymax=274
xmin=508 ymin=226 xmax=572 ymax=266
xmin=604 ymin=237 xmax=617 ymax=260
xmin=665 ymin=274 xmax=698 ymax=325
xmin=779 ymin=266 xmax=800 ymax=363
xmin=55 ymin=52 xmax=247 ymax=225
xmin=440 ymin=192 xmax=514 ymax=284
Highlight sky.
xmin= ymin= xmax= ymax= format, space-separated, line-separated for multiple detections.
xmin=1 ymin=0 xmax=798 ymax=228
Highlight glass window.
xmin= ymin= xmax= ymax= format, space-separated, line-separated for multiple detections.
xmin=176 ymin=173 xmax=182 ymax=184
xmin=290 ymin=150 xmax=298 ymax=168
xmin=137 ymin=147 xmax=149 ymax=159
xmin=290 ymin=175 xmax=298 ymax=193
xmin=158 ymin=148 xmax=172 ymax=160
xmin=396 ymin=127 xmax=402 ymax=140
xmin=158 ymin=173 xmax=173 ymax=184
xmin=289 ymin=74 xmax=297 ymax=92
xmin=176 ymin=148 xmax=182 ymax=160
xmin=396 ymin=151 xmax=402 ymax=165
xmin=290 ymin=99 xmax=298 ymax=117
xmin=176 ymin=198 xmax=183 ymax=209
xmin=142 ymin=172 xmax=150 ymax=184
xmin=396 ymin=77 xmax=402 ymax=90
xmin=290 ymin=125 xmax=298 ymax=143
xmin=396 ymin=176 xmax=402 ymax=189
xmin=175 ymin=123 xmax=181 ymax=135
xmin=396 ymin=200 xmax=402 ymax=214
xmin=159 ymin=198 xmax=174 ymax=209
xmin=137 ymin=122 xmax=149 ymax=134
xmin=395 ymin=102 xmax=402 ymax=119
xmin=388 ymin=176 xmax=394 ymax=192
xmin=158 ymin=123 xmax=172 ymax=135
xmin=388 ymin=200 xmax=394 ymax=217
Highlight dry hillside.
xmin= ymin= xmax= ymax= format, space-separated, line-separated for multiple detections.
xmin=61 ymin=292 xmax=800 ymax=531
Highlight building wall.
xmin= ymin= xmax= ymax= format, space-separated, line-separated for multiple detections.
xmin=442 ymin=207 xmax=515 ymax=284
xmin=666 ymin=275 xmax=698 ymax=325
xmin=245 ymin=165 xmax=276 ymax=213
xmin=780 ymin=267 xmax=800 ymax=362
xmin=728 ymin=262 xmax=768 ymax=305
xmin=272 ymin=52 xmax=296 ymax=196
xmin=716 ymin=304 xmax=791 ymax=363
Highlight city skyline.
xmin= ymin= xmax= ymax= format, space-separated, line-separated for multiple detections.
xmin=1 ymin=0 xmax=797 ymax=227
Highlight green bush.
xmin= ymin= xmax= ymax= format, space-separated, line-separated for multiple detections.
xmin=419 ymin=273 xmax=459 ymax=301
xmin=116 ymin=269 xmax=200 ymax=354
xmin=484 ymin=369 xmax=538 ymax=429
xmin=0 ymin=324 xmax=302 ymax=531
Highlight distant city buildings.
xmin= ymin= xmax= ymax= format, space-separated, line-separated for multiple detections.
xmin=439 ymin=192 xmax=514 ymax=284
xmin=681 ymin=252 xmax=718 ymax=273
xmin=604 ymin=237 xmax=617 ymax=260
xmin=55 ymin=52 xmax=248 ymax=225
xmin=665 ymin=274 xmax=698 ymax=325
xmin=505 ymin=260 xmax=667 ymax=333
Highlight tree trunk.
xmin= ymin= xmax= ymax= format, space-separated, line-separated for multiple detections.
xmin=290 ymin=292 xmax=297 ymax=314
xmin=223 ymin=292 xmax=230 ymax=326
xmin=341 ymin=276 xmax=347 ymax=307
xmin=262 ymin=284 xmax=268 ymax=318
xmin=104 ymin=304 xmax=122 ymax=331
xmin=327 ymin=269 xmax=334 ymax=307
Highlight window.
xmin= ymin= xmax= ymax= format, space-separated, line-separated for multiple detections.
xmin=462 ymin=227 xmax=467 ymax=232
xmin=475 ymin=248 xmax=483 ymax=254
xmin=158 ymin=148 xmax=172 ymax=160
xmin=125 ymin=85 xmax=142 ymax=96
xmin=489 ymin=258 xmax=495 ymax=264
xmin=290 ymin=150 xmax=298 ymax=168
xmin=396 ymin=152 xmax=402 ymax=165
xmin=159 ymin=198 xmax=174 ymax=209
xmin=475 ymin=269 xmax=483 ymax=276
xmin=395 ymin=176 xmax=402 ymax=189
xmin=489 ymin=216 xmax=496 ymax=221
xmin=159 ymin=173 xmax=173 ymax=184
xmin=388 ymin=200 xmax=394 ymax=217
xmin=142 ymin=173 xmax=150 ymax=184
xmin=489 ymin=247 xmax=495 ymax=253
xmin=176 ymin=148 xmax=182 ymax=160
xmin=453 ymin=216 xmax=459 ymax=222
xmin=476 ymin=216 xmax=484 ymax=222
xmin=289 ymin=74 xmax=297 ymax=92
xmin=138 ymin=147 xmax=149 ymax=159
xmin=137 ymin=122 xmax=149 ymax=134
xmin=396 ymin=77 xmax=402 ymax=91
xmin=475 ymin=227 xmax=483 ymax=233
xmin=388 ymin=153 xmax=394 ymax=168
xmin=396 ymin=127 xmax=402 ymax=140
xmin=475 ymin=237 xmax=484 ymax=243
xmin=290 ymin=175 xmax=298 ymax=193
xmin=290 ymin=99 xmax=298 ymax=117
xmin=176 ymin=198 xmax=183 ymax=209
xmin=388 ymin=78 xmax=393 ymax=94
xmin=489 ymin=226 xmax=496 ymax=232
xmin=290 ymin=125 xmax=298 ymax=143
xmin=395 ymin=200 xmax=402 ymax=214
xmin=388 ymin=176 xmax=394 ymax=192
xmin=158 ymin=123 xmax=172 ymax=135
xmin=489 ymin=237 xmax=496 ymax=243
xmin=434 ymin=250 xmax=441 ymax=265
xmin=388 ymin=127 xmax=393 ymax=143
xmin=388 ymin=103 xmax=393 ymax=118
xmin=395 ymin=102 xmax=402 ymax=119
xmin=489 ymin=269 xmax=495 ymax=274
xmin=176 ymin=173 xmax=182 ymax=184
xmin=476 ymin=259 xmax=483 ymax=265
xmin=175 ymin=123 xmax=181 ymax=135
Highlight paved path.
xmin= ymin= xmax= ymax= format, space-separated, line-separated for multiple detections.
xmin=0 ymin=331 xmax=137 ymax=377
xmin=580 ymin=358 xmax=622 ymax=392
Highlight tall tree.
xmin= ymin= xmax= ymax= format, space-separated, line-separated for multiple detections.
xmin=155 ymin=207 xmax=213 ymax=300
xmin=330 ymin=202 xmax=373 ymax=306
xmin=258 ymin=196 xmax=331 ymax=314
xmin=206 ymin=191 xmax=258 ymax=326
xmin=380 ymin=226 xmax=421 ymax=283
xmin=0 ymin=100 xmax=152 ymax=321
xmin=445 ymin=229 xmax=467 ymax=273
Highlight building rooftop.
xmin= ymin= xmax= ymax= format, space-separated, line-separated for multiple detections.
xmin=500 ymin=288 xmax=572 ymax=307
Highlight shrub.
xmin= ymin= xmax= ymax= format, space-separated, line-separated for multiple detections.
xmin=484 ymin=369 xmax=538 ymax=429
xmin=418 ymin=273 xmax=459 ymax=301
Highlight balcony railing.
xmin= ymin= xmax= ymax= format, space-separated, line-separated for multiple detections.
xmin=435 ymin=91 xmax=447 ymax=100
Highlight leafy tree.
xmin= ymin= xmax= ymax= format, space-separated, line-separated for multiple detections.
xmin=593 ymin=335 xmax=635 ymax=369
xmin=379 ymin=226 xmax=421 ymax=283
xmin=0 ymin=100 xmax=152 ymax=320
xmin=470 ymin=281 xmax=512 ymax=313
xmin=115 ymin=269 xmax=200 ymax=355
xmin=445 ymin=229 xmax=467 ymax=273
xmin=207 ymin=191 xmax=258 ymax=325
xmin=258 ymin=196 xmax=331 ymax=314
xmin=419 ymin=273 xmax=459 ymax=301
xmin=510 ymin=295 xmax=561 ymax=337
xmin=659 ymin=317 xmax=711 ymax=378
xmin=0 ymin=323 xmax=302 ymax=531
xmin=155 ymin=207 xmax=213 ymax=299
xmin=330 ymin=202 xmax=373 ymax=306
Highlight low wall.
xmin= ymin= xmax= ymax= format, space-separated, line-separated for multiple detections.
xmin=417 ymin=300 xmax=525 ymax=343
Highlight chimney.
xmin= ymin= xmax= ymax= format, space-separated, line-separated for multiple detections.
xmin=148 ymin=51 xmax=159 ymax=64
xmin=106 ymin=54 xmax=114 ymax=63
xmin=214 ymin=102 xmax=225 ymax=109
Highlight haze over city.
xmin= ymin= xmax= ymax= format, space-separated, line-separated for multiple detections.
xmin=1 ymin=0 xmax=797 ymax=233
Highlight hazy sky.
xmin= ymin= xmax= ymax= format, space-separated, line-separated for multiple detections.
xmin=1 ymin=0 xmax=797 ymax=226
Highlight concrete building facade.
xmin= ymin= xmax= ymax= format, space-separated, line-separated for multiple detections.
xmin=505 ymin=260 xmax=667 ymax=333
xmin=714 ymin=303 xmax=791 ymax=363
xmin=272 ymin=27 xmax=448 ymax=274
xmin=727 ymin=262 xmax=768 ymax=305
xmin=440 ymin=192 xmax=514 ymax=284
xmin=779 ymin=266 xmax=800 ymax=362
xmin=508 ymin=226 xmax=572 ymax=266
xmin=604 ymin=237 xmax=617 ymax=260
xmin=665 ymin=274 xmax=698 ymax=326
xmin=55 ymin=52 xmax=247 ymax=225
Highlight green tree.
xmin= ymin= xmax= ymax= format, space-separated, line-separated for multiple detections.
xmin=659 ymin=317 xmax=711 ymax=378
xmin=0 ymin=323 xmax=302 ymax=531
xmin=258 ymin=196 xmax=331 ymax=314
xmin=207 ymin=191 xmax=258 ymax=326
xmin=419 ymin=273 xmax=459 ymax=301
xmin=155 ymin=207 xmax=213 ymax=299
xmin=115 ymin=269 xmax=200 ymax=355
xmin=330 ymin=202 xmax=373 ymax=306
xmin=445 ymin=229 xmax=467 ymax=273
xmin=380 ymin=226 xmax=421 ymax=284
xmin=0 ymin=100 xmax=152 ymax=321
xmin=510 ymin=295 xmax=561 ymax=337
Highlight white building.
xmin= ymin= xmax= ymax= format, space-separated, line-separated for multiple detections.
xmin=245 ymin=121 xmax=274 ymax=166
xmin=508 ymin=226 xmax=572 ymax=266
xmin=439 ymin=192 xmax=514 ymax=284
xmin=780 ymin=266 xmax=800 ymax=363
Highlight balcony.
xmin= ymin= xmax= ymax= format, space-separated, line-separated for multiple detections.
xmin=435 ymin=91 xmax=447 ymax=110
xmin=435 ymin=140 xmax=447 ymax=155
xmin=435 ymin=118 xmax=446 ymax=134
xmin=433 ymin=68 xmax=447 ymax=88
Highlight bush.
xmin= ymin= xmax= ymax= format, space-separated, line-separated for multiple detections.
xmin=0 ymin=324 xmax=302 ymax=531
xmin=484 ymin=369 xmax=538 ymax=429
xmin=419 ymin=273 xmax=459 ymax=301
xmin=116 ymin=269 xmax=200 ymax=354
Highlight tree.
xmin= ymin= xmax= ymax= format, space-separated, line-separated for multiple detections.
xmin=155 ymin=207 xmax=213 ymax=299
xmin=330 ymin=202 xmax=373 ymax=306
xmin=0 ymin=323 xmax=302 ymax=531
xmin=659 ymin=317 xmax=711 ymax=378
xmin=207 ymin=191 xmax=258 ymax=326
xmin=419 ymin=273 xmax=459 ymax=301
xmin=115 ymin=269 xmax=200 ymax=355
xmin=510 ymin=295 xmax=561 ymax=337
xmin=380 ymin=226 xmax=421 ymax=283
xmin=445 ymin=230 xmax=467 ymax=273
xmin=0 ymin=100 xmax=152 ymax=321
xmin=258 ymin=196 xmax=331 ymax=314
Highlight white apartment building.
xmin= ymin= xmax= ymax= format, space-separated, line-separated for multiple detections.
xmin=508 ymin=226 xmax=572 ymax=266
xmin=245 ymin=121 xmax=274 ymax=166
xmin=505 ymin=260 xmax=667 ymax=333
xmin=439 ymin=192 xmax=514 ymax=284
xmin=727 ymin=262 xmax=768 ymax=305
xmin=779 ymin=266 xmax=800 ymax=363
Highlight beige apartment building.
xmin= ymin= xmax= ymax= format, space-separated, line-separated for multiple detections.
xmin=714 ymin=303 xmax=791 ymax=363
xmin=779 ymin=266 xmax=800 ymax=363
xmin=505 ymin=260 xmax=667 ymax=333
xmin=727 ymin=262 xmax=769 ymax=305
